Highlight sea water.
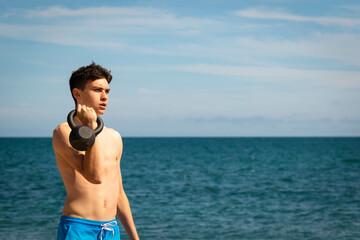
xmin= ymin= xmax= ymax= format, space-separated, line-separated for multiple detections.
xmin=0 ymin=137 xmax=359 ymax=239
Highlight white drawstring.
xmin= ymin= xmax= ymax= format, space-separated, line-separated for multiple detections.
xmin=100 ymin=221 xmax=117 ymax=240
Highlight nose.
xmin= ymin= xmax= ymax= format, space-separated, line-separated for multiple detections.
xmin=100 ymin=90 xmax=108 ymax=101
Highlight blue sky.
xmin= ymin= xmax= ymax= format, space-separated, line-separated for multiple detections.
xmin=0 ymin=0 xmax=359 ymax=136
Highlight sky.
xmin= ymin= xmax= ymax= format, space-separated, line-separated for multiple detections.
xmin=0 ymin=0 xmax=359 ymax=137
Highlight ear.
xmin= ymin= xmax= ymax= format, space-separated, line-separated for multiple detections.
xmin=72 ymin=88 xmax=81 ymax=102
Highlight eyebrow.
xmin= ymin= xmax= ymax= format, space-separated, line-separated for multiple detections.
xmin=92 ymin=86 xmax=110 ymax=91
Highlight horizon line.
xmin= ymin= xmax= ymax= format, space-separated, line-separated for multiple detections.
xmin=1 ymin=136 xmax=359 ymax=138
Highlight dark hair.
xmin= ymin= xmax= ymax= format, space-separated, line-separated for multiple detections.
xmin=69 ymin=62 xmax=112 ymax=104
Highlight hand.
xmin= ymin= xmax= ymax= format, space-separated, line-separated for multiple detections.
xmin=76 ymin=104 xmax=97 ymax=130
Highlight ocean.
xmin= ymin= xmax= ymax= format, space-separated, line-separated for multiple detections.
xmin=0 ymin=137 xmax=359 ymax=239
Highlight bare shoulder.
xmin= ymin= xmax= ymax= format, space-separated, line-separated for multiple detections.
xmin=54 ymin=122 xmax=70 ymax=133
xmin=104 ymin=127 xmax=122 ymax=140
xmin=52 ymin=122 xmax=70 ymax=148
xmin=103 ymin=127 xmax=123 ymax=150
xmin=103 ymin=127 xmax=123 ymax=159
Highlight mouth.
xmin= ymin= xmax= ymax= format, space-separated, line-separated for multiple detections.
xmin=99 ymin=103 xmax=107 ymax=110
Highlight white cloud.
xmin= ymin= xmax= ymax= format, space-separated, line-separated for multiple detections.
xmin=0 ymin=23 xmax=126 ymax=47
xmin=137 ymin=88 xmax=170 ymax=95
xmin=341 ymin=5 xmax=360 ymax=13
xmin=234 ymin=34 xmax=360 ymax=67
xmin=113 ymin=33 xmax=360 ymax=68
xmin=235 ymin=7 xmax=360 ymax=27
xmin=23 ymin=6 xmax=160 ymax=18
xmin=0 ymin=6 xmax=219 ymax=47
xmin=1 ymin=5 xmax=359 ymax=69
xmin=128 ymin=64 xmax=360 ymax=88
xmin=3 ymin=6 xmax=218 ymax=28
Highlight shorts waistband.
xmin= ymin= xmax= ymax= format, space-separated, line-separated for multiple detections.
xmin=60 ymin=216 xmax=117 ymax=227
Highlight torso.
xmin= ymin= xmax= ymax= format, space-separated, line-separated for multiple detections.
xmin=54 ymin=123 xmax=122 ymax=221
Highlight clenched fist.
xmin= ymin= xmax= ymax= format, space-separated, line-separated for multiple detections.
xmin=76 ymin=104 xmax=98 ymax=130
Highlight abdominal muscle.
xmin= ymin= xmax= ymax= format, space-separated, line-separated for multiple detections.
xmin=60 ymin=161 xmax=120 ymax=221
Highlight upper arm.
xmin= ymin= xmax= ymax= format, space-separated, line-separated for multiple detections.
xmin=109 ymin=129 xmax=123 ymax=161
xmin=113 ymin=130 xmax=124 ymax=191
xmin=52 ymin=124 xmax=85 ymax=173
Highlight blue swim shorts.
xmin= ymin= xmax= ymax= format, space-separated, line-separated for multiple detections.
xmin=57 ymin=216 xmax=120 ymax=240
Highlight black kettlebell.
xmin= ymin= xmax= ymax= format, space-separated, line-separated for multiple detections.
xmin=67 ymin=109 xmax=104 ymax=151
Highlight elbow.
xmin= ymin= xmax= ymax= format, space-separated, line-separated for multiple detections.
xmin=89 ymin=178 xmax=103 ymax=184
xmin=90 ymin=172 xmax=104 ymax=184
xmin=84 ymin=171 xmax=104 ymax=184
xmin=81 ymin=161 xmax=104 ymax=184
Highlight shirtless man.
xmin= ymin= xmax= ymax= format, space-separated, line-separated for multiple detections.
xmin=52 ymin=63 xmax=139 ymax=240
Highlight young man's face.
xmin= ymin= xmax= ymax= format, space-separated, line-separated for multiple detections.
xmin=73 ymin=78 xmax=110 ymax=115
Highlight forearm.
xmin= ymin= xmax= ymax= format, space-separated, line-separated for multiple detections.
xmin=82 ymin=139 xmax=104 ymax=184
xmin=117 ymin=190 xmax=139 ymax=240
xmin=78 ymin=112 xmax=105 ymax=184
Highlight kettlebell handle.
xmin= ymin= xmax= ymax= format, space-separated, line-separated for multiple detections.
xmin=67 ymin=109 xmax=104 ymax=136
